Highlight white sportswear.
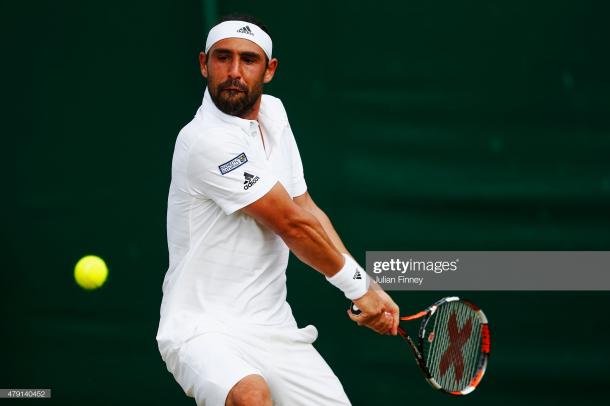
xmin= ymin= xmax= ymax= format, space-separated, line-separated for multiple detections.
xmin=157 ymin=87 xmax=308 ymax=362
xmin=156 ymin=88 xmax=350 ymax=406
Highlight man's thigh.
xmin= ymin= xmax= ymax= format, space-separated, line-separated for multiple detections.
xmin=226 ymin=374 xmax=272 ymax=406
xmin=174 ymin=333 xmax=262 ymax=406
xmin=263 ymin=340 xmax=351 ymax=406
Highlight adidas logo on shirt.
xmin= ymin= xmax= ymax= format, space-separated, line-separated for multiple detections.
xmin=237 ymin=26 xmax=254 ymax=36
xmin=353 ymin=270 xmax=362 ymax=280
xmin=243 ymin=172 xmax=260 ymax=190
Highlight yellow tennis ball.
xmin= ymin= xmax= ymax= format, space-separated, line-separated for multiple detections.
xmin=74 ymin=255 xmax=108 ymax=290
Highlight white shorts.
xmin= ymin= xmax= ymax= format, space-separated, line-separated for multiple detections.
xmin=168 ymin=325 xmax=351 ymax=406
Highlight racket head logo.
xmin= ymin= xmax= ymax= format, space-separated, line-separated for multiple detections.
xmin=438 ymin=311 xmax=474 ymax=384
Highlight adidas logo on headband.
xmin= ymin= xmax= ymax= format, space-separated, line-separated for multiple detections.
xmin=237 ymin=26 xmax=253 ymax=36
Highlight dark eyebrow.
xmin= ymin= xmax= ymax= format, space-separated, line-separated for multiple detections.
xmin=239 ymin=51 xmax=261 ymax=60
xmin=212 ymin=48 xmax=262 ymax=60
xmin=212 ymin=48 xmax=232 ymax=55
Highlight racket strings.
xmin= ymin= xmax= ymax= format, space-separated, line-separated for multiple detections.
xmin=425 ymin=301 xmax=482 ymax=392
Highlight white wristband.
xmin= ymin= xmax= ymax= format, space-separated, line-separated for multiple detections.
xmin=326 ymin=254 xmax=370 ymax=300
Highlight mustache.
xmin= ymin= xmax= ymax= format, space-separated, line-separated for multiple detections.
xmin=219 ymin=79 xmax=248 ymax=92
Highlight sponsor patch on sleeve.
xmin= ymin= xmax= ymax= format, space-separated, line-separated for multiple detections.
xmin=218 ymin=153 xmax=248 ymax=175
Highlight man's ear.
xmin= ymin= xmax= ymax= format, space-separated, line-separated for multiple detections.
xmin=199 ymin=52 xmax=208 ymax=78
xmin=263 ymin=58 xmax=279 ymax=84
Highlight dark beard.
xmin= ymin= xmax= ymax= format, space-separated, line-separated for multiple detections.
xmin=210 ymin=78 xmax=263 ymax=117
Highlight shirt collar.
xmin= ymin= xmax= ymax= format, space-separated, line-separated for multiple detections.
xmin=201 ymin=87 xmax=259 ymax=133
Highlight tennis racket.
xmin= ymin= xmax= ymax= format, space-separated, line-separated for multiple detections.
xmin=350 ymin=296 xmax=490 ymax=395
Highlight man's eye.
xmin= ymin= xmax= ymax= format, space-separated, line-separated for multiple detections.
xmin=243 ymin=58 xmax=255 ymax=64
xmin=217 ymin=55 xmax=229 ymax=61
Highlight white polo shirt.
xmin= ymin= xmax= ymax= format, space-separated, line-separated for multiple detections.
xmin=157 ymin=88 xmax=308 ymax=364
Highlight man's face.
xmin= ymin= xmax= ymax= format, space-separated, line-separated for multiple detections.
xmin=200 ymin=38 xmax=277 ymax=118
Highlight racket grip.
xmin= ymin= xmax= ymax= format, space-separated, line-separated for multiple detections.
xmin=350 ymin=302 xmax=361 ymax=315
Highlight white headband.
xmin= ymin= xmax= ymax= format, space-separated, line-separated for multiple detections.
xmin=205 ymin=20 xmax=273 ymax=59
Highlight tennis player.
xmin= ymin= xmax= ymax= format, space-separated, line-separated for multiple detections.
xmin=156 ymin=14 xmax=400 ymax=406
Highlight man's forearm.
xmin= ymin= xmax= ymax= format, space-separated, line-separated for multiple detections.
xmin=307 ymin=206 xmax=349 ymax=256
xmin=241 ymin=185 xmax=347 ymax=277
xmin=294 ymin=194 xmax=350 ymax=256
xmin=277 ymin=209 xmax=345 ymax=276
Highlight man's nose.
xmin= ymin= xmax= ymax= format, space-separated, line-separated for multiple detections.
xmin=227 ymin=58 xmax=241 ymax=79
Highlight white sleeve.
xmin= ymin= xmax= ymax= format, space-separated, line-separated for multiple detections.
xmin=187 ymin=130 xmax=278 ymax=215
xmin=286 ymin=126 xmax=307 ymax=197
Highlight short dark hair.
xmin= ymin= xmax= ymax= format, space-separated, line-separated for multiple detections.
xmin=218 ymin=13 xmax=270 ymax=36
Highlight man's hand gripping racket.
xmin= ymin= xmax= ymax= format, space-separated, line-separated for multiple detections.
xmin=349 ymin=296 xmax=491 ymax=395
xmin=347 ymin=287 xmax=400 ymax=335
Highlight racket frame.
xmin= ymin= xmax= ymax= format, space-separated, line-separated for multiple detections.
xmin=398 ymin=296 xmax=490 ymax=395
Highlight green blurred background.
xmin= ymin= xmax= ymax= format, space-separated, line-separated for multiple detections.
xmin=2 ymin=0 xmax=609 ymax=404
